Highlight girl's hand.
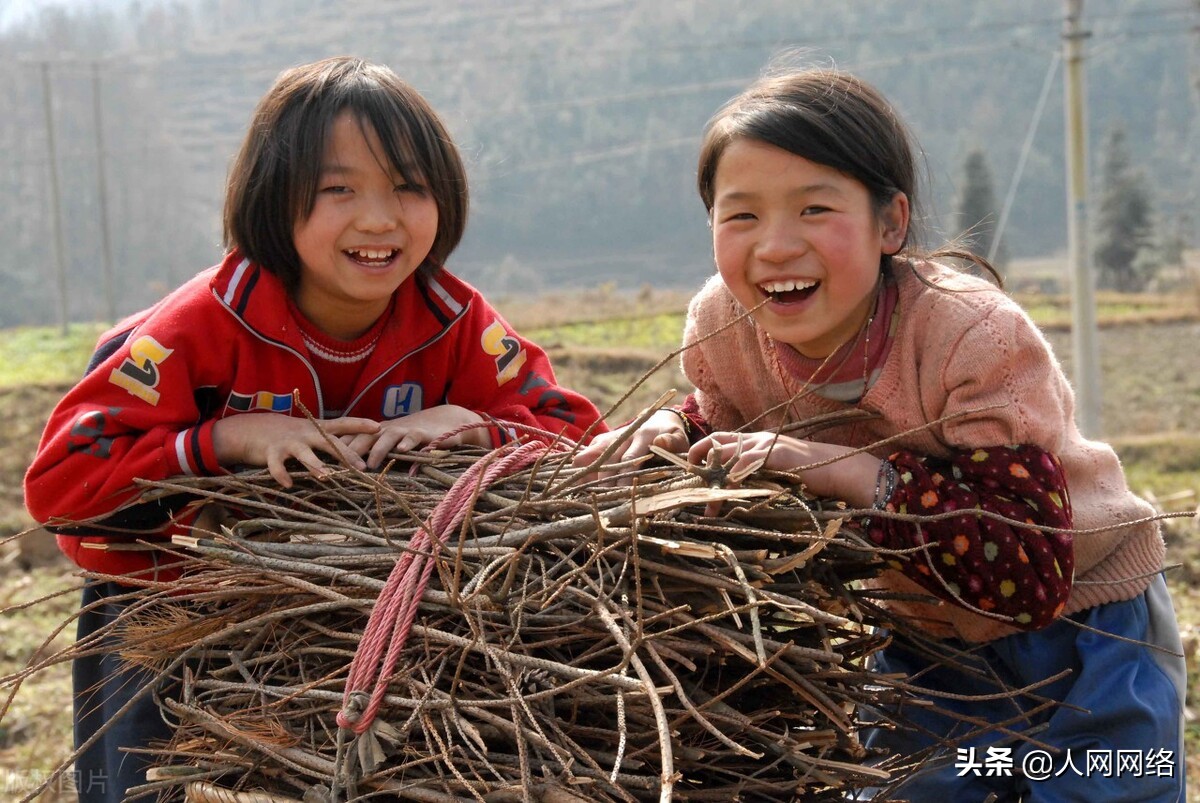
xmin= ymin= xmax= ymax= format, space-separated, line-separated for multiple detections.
xmin=212 ymin=414 xmax=380 ymax=488
xmin=571 ymin=410 xmax=690 ymax=479
xmin=689 ymin=431 xmax=880 ymax=507
xmin=342 ymin=405 xmax=490 ymax=469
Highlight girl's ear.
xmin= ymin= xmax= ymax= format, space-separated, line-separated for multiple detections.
xmin=880 ymin=192 xmax=910 ymax=255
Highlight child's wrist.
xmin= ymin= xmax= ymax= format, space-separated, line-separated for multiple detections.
xmin=872 ymin=459 xmax=899 ymax=510
xmin=211 ymin=418 xmax=243 ymax=465
xmin=659 ymin=408 xmax=693 ymax=440
xmin=467 ymin=411 xmax=494 ymax=447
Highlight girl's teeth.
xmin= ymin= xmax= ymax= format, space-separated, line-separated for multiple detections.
xmin=761 ymin=279 xmax=816 ymax=294
xmin=349 ymin=249 xmax=395 ymax=261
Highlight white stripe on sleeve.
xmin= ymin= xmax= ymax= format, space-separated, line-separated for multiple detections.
xmin=175 ymin=430 xmax=196 ymax=476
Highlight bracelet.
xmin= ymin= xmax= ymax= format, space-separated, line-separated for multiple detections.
xmin=661 ymin=407 xmax=694 ymax=441
xmin=872 ymin=459 xmax=899 ymax=510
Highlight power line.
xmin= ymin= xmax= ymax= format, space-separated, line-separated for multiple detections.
xmin=471 ymin=39 xmax=1077 ymax=182
xmin=990 ymin=51 xmax=1063 ymax=264
xmin=1088 ymin=25 xmax=1198 ymax=57
xmin=10 ymin=10 xmax=1192 ymax=165
xmin=13 ymin=26 xmax=1187 ymax=189
xmin=8 ymin=3 xmax=1191 ymax=79
xmin=10 ymin=10 xmax=1068 ymax=73
xmin=5 ymin=4 xmax=1195 ymax=281
xmin=23 ymin=17 xmax=1187 ymax=140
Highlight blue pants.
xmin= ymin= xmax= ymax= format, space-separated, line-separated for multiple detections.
xmin=861 ymin=574 xmax=1187 ymax=802
xmin=73 ymin=581 xmax=175 ymax=803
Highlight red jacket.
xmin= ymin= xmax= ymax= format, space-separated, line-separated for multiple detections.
xmin=25 ymin=252 xmax=605 ymax=575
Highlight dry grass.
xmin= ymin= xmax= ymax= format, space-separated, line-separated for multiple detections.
xmin=493 ymin=283 xmax=694 ymax=332
xmin=0 ymin=284 xmax=1198 ymax=800
xmin=0 ymin=558 xmax=79 ymax=802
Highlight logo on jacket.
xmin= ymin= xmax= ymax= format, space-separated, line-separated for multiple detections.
xmin=382 ymin=383 xmax=424 ymax=418
xmin=108 ymin=336 xmax=173 ymax=405
xmin=226 ymin=390 xmax=294 ymax=413
xmin=481 ymin=319 xmax=526 ymax=386
xmin=520 ymin=371 xmax=576 ymax=424
xmin=67 ymin=408 xmax=120 ymax=458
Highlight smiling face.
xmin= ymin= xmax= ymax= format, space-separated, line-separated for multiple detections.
xmin=711 ymin=138 xmax=909 ymax=358
xmin=292 ymin=112 xmax=439 ymax=339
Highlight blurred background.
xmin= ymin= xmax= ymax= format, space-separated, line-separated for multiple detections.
xmin=0 ymin=0 xmax=1197 ymax=326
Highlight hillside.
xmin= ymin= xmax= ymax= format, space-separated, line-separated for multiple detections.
xmin=1 ymin=0 xmax=1197 ymax=326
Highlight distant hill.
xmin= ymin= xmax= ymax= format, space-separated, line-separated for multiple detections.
xmin=1 ymin=0 xmax=1196 ymax=325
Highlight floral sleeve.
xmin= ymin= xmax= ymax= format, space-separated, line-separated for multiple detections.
xmin=865 ymin=444 xmax=1074 ymax=630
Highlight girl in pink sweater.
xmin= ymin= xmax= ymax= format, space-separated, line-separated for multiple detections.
xmin=576 ymin=67 xmax=1185 ymax=800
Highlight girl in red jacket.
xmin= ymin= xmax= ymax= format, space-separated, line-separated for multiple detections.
xmin=26 ymin=56 xmax=603 ymax=802
xmin=575 ymin=66 xmax=1185 ymax=801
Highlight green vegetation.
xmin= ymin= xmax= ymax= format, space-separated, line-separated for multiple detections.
xmin=1094 ymin=125 xmax=1159 ymax=293
xmin=0 ymin=298 xmax=1197 ymax=796
xmin=955 ymin=148 xmax=1003 ymax=266
xmin=0 ymin=324 xmax=106 ymax=389
xmin=1 ymin=291 xmax=1196 ymax=389
xmin=1112 ymin=435 xmax=1200 ymax=510
xmin=529 ymin=291 xmax=1198 ymax=348
xmin=526 ymin=312 xmax=686 ymax=352
xmin=1016 ymin=293 xmax=1196 ymax=329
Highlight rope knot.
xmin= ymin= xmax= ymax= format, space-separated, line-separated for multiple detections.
xmin=336 ymin=690 xmax=370 ymax=730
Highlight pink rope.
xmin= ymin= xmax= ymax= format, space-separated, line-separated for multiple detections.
xmin=337 ymin=440 xmax=556 ymax=733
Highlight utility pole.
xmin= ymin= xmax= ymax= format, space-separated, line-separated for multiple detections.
xmin=1194 ymin=0 xmax=1200 ymax=105
xmin=40 ymin=61 xmax=70 ymax=336
xmin=1062 ymin=0 xmax=1103 ymax=436
xmin=92 ymin=60 xmax=116 ymax=322
xmin=1190 ymin=0 xmax=1200 ymax=250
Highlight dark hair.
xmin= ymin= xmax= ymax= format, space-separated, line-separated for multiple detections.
xmin=697 ymin=67 xmax=1000 ymax=282
xmin=699 ymin=68 xmax=919 ymax=244
xmin=223 ymin=56 xmax=468 ymax=291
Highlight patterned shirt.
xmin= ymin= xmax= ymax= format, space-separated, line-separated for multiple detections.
xmin=672 ymin=398 xmax=1074 ymax=631
xmin=866 ymin=445 xmax=1074 ymax=630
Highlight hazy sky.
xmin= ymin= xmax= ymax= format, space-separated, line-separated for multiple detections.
xmin=0 ymin=0 xmax=122 ymax=32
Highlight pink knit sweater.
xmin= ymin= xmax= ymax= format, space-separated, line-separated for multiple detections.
xmin=682 ymin=260 xmax=1164 ymax=643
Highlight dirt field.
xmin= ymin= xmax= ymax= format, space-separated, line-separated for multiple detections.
xmin=0 ymin=318 xmax=1197 ymax=799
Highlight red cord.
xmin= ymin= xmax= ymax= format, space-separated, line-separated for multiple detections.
xmin=337 ymin=440 xmax=556 ymax=733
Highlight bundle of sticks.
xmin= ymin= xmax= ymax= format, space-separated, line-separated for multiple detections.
xmin=28 ymin=434 xmax=1007 ymax=802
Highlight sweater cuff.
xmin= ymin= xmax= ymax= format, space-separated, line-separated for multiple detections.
xmin=674 ymin=394 xmax=712 ymax=444
xmin=171 ymin=419 xmax=221 ymax=476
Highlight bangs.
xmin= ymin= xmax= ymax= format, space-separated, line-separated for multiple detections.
xmin=359 ymin=101 xmax=431 ymax=185
xmin=287 ymin=77 xmax=432 ymax=219
xmin=226 ymin=57 xmax=467 ymax=289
